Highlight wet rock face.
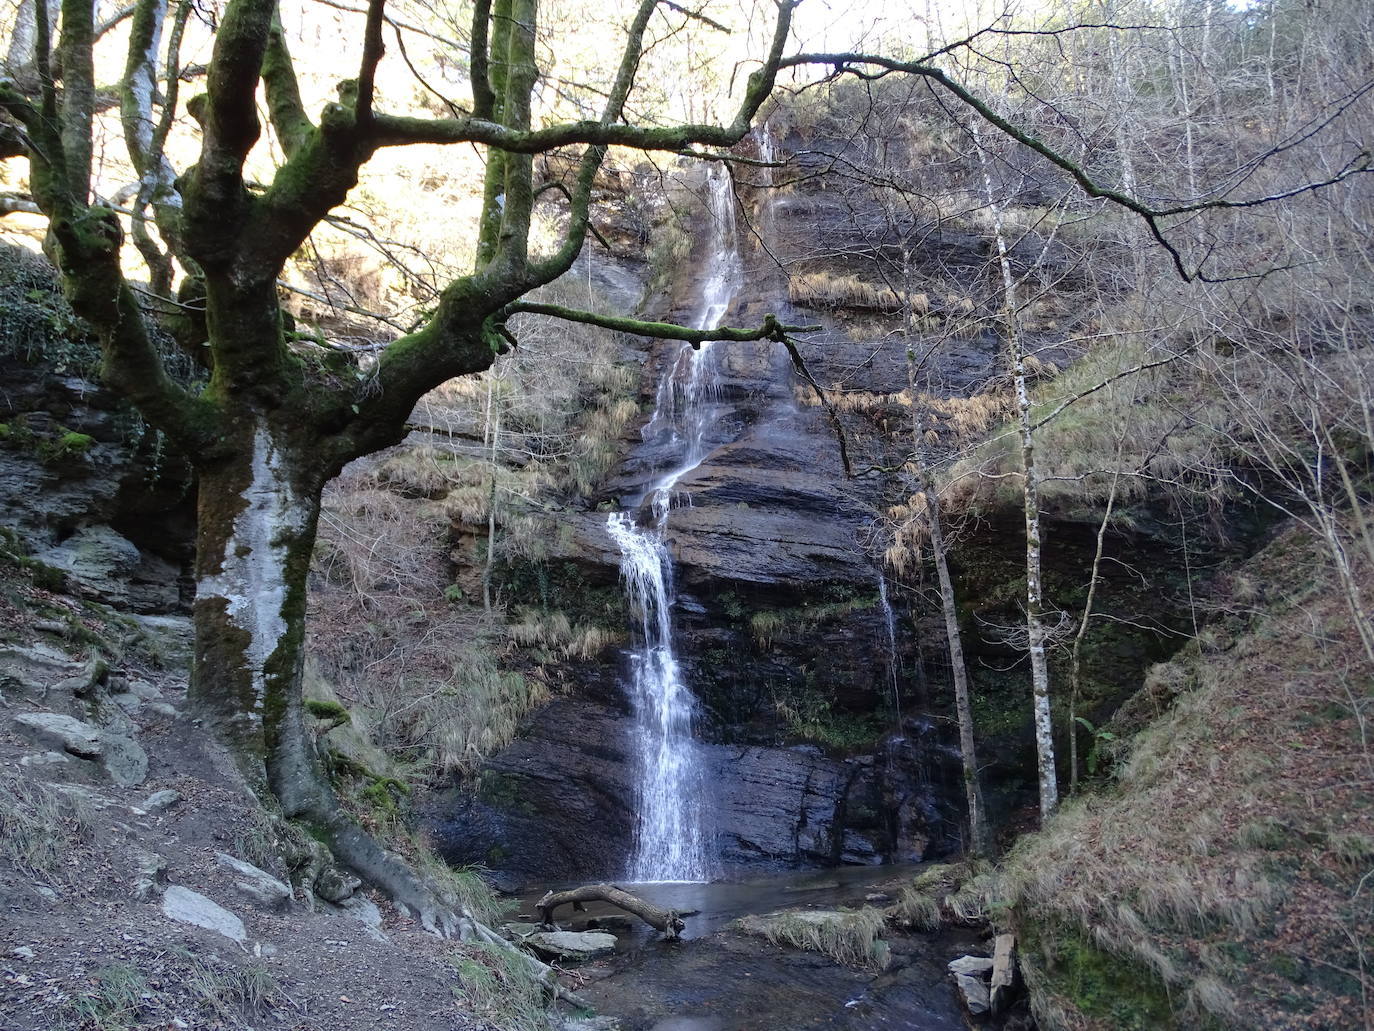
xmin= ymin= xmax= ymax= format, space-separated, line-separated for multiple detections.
xmin=435 ymin=162 xmax=973 ymax=885
xmin=0 ymin=357 xmax=194 ymax=613
xmin=432 ymin=697 xmax=961 ymax=883
xmin=436 ymin=142 xmax=1205 ymax=885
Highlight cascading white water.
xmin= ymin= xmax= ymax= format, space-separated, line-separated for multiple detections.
xmin=610 ymin=162 xmax=744 ymax=882
xmin=877 ymin=571 xmax=904 ymax=719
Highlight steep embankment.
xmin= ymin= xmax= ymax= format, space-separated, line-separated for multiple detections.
xmin=1002 ymin=516 xmax=1373 ymax=1030
xmin=0 ymin=247 xmax=534 ymax=1031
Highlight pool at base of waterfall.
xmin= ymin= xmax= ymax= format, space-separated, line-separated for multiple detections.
xmin=513 ymin=864 xmax=985 ymax=1031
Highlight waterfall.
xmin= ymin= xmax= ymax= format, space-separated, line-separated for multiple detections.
xmin=877 ymin=571 xmax=904 ymax=720
xmin=609 ymin=161 xmax=744 ymax=882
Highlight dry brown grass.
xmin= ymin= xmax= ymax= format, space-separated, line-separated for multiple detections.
xmin=1000 ymin=516 xmax=1374 ymax=1029
xmin=508 ymin=608 xmax=622 ymax=661
xmin=736 ymin=907 xmax=891 ymax=969
xmin=888 ymin=862 xmax=999 ymax=931
xmin=0 ymin=773 xmax=94 ymax=880
xmin=788 ymin=271 xmax=924 ymax=313
xmin=940 ymin=336 xmax=1223 ymax=517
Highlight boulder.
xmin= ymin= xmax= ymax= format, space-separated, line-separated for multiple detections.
xmin=132 ymin=850 xmax=167 ymax=901
xmin=161 ymin=885 xmax=247 ymax=943
xmin=12 ymin=709 xmax=102 ymax=758
xmin=314 ymin=866 xmax=361 ymax=903
xmin=526 ymin=930 xmax=618 ymax=962
xmin=35 ymin=525 xmax=141 ymax=603
xmin=953 ymin=972 xmax=990 ymax=1015
xmin=13 ymin=712 xmax=103 ymax=758
xmin=98 ymin=731 xmax=148 ymax=787
xmin=215 ymin=852 xmax=292 ymax=910
xmin=948 ymin=954 xmax=995 ymax=977
xmin=11 ymin=712 xmax=146 ymax=786
xmin=141 ymin=789 xmax=182 ymax=813
xmin=990 ymin=933 xmax=1017 ymax=1015
xmin=114 ymin=679 xmax=164 ymax=714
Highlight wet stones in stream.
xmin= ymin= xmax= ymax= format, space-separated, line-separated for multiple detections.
xmin=575 ymin=926 xmax=980 ymax=1031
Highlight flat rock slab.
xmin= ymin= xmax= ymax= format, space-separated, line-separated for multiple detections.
xmin=215 ymin=852 xmax=292 ymax=910
xmin=11 ymin=712 xmax=148 ymax=786
xmin=527 ymin=930 xmax=617 ymax=962
xmin=13 ymin=712 xmax=103 ymax=758
xmin=161 ymin=885 xmax=247 ymax=943
xmin=948 ymin=954 xmax=994 ymax=977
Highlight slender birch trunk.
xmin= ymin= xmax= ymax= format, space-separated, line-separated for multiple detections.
xmin=974 ymin=129 xmax=1059 ymax=818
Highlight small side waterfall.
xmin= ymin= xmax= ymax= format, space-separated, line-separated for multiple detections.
xmin=877 ymin=571 xmax=904 ymax=719
xmin=609 ymin=161 xmax=744 ymax=882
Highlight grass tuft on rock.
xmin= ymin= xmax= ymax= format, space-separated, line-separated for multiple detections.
xmin=450 ymin=942 xmax=550 ymax=1031
xmin=736 ymin=907 xmax=890 ymax=969
xmin=0 ymin=773 xmax=94 ymax=879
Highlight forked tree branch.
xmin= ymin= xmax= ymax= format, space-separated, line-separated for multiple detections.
xmin=354 ymin=0 xmax=386 ymax=125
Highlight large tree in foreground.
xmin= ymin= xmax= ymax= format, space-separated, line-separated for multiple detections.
xmin=2 ymin=0 xmax=1367 ymax=931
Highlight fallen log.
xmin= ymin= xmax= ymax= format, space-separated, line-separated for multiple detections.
xmin=536 ymin=883 xmax=686 ymax=938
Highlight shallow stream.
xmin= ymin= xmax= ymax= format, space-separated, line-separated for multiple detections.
xmin=517 ymin=865 xmax=979 ymax=1031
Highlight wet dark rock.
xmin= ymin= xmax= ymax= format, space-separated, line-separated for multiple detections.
xmin=432 ymin=698 xmax=955 ymax=883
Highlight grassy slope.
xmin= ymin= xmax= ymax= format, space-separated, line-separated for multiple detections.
xmin=1002 ymin=516 xmax=1373 ymax=1030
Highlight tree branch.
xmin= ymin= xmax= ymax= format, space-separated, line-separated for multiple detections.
xmin=354 ymin=0 xmax=386 ymax=126
xmin=185 ymin=0 xmax=274 ymax=249
xmin=58 ymin=0 xmax=96 ymax=201
xmin=368 ymin=0 xmax=797 ymax=157
xmin=262 ymin=9 xmax=313 ymax=157
xmin=780 ymin=333 xmax=854 ymax=478
xmin=520 ymin=0 xmax=657 ymax=289
xmin=469 ymin=0 xmax=494 ymax=119
xmin=507 ymin=302 xmax=818 ymax=345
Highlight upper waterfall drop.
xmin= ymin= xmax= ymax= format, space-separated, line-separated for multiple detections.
xmin=609 ymin=159 xmax=748 ymax=883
